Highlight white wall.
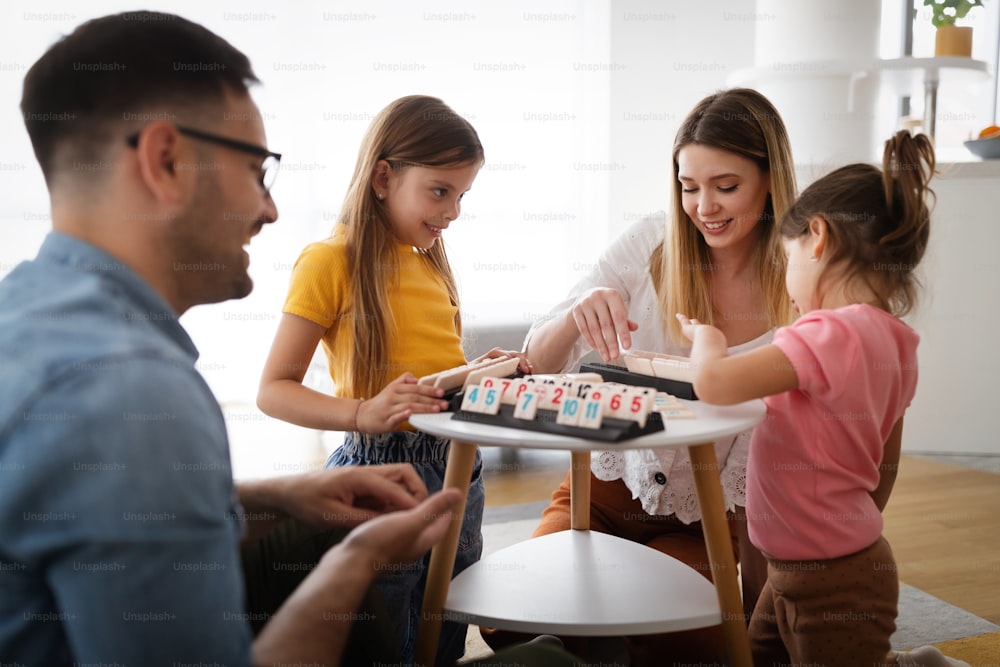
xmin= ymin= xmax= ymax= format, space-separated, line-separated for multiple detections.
xmin=0 ymin=0 xmax=616 ymax=403
xmin=786 ymin=161 xmax=1000 ymax=456
xmin=607 ymin=0 xmax=758 ymax=238
xmin=903 ymin=162 xmax=1000 ymax=454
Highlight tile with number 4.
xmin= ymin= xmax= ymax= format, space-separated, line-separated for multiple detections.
xmin=460 ymin=385 xmax=484 ymax=413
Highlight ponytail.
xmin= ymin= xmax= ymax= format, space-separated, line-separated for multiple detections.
xmin=878 ymin=131 xmax=935 ymax=314
xmin=779 ymin=130 xmax=936 ymax=317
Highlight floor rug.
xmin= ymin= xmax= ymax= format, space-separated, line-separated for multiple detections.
xmin=894 ymin=584 xmax=999 ymax=650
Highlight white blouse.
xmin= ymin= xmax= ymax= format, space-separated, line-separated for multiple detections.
xmin=524 ymin=213 xmax=773 ymax=523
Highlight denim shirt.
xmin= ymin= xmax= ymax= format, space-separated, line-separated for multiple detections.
xmin=0 ymin=233 xmax=251 ymax=666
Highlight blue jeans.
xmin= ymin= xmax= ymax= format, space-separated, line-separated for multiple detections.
xmin=327 ymin=430 xmax=485 ymax=667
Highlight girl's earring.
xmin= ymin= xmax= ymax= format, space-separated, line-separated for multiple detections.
xmin=809 ymin=255 xmax=819 ymax=262
xmin=376 ymin=192 xmax=385 ymax=201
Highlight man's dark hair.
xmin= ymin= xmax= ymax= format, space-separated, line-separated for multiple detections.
xmin=21 ymin=11 xmax=259 ymax=184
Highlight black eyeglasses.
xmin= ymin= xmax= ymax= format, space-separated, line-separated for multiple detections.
xmin=126 ymin=125 xmax=282 ymax=193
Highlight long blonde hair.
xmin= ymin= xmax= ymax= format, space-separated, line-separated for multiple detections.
xmin=338 ymin=95 xmax=484 ymax=398
xmin=651 ymin=88 xmax=797 ymax=343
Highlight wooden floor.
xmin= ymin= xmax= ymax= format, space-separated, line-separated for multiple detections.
xmin=882 ymin=456 xmax=1000 ymax=624
xmin=482 ymin=451 xmax=1000 ymax=624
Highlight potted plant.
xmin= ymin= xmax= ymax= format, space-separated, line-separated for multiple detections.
xmin=923 ymin=0 xmax=984 ymax=57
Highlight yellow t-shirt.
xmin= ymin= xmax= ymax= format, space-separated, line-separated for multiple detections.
xmin=282 ymin=226 xmax=466 ymax=400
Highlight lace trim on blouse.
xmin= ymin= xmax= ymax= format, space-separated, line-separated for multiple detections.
xmin=592 ymin=429 xmax=751 ymax=524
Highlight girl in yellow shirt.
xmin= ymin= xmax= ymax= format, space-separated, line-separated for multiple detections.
xmin=258 ymin=95 xmax=528 ymax=665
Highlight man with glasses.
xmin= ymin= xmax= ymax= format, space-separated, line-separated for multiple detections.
xmin=0 ymin=11 xmax=575 ymax=667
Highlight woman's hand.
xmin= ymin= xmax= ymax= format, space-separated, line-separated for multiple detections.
xmin=569 ymin=287 xmax=638 ymax=362
xmin=356 ymin=372 xmax=449 ymax=433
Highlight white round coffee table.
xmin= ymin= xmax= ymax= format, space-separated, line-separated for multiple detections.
xmin=411 ymin=399 xmax=765 ymax=667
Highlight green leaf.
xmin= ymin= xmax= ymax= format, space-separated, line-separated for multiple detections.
xmin=921 ymin=0 xmax=985 ymax=27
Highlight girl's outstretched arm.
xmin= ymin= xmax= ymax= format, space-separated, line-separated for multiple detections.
xmin=258 ymin=313 xmax=358 ymax=430
xmin=676 ymin=314 xmax=799 ymax=405
xmin=258 ymin=313 xmax=449 ymax=433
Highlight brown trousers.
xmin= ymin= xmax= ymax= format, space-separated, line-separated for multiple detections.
xmin=749 ymin=537 xmax=898 ymax=667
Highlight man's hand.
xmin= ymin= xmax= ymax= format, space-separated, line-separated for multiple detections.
xmin=237 ymin=463 xmax=431 ymax=543
xmin=278 ymin=464 xmax=430 ymax=529
xmin=337 ymin=487 xmax=463 ymax=575
xmin=252 ymin=488 xmax=463 ymax=667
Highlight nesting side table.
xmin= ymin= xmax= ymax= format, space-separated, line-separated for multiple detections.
xmin=411 ymin=398 xmax=765 ymax=667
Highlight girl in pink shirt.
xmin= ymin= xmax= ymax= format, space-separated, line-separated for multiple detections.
xmin=679 ymin=131 xmax=965 ymax=667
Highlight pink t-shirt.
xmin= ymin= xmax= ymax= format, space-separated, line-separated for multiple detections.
xmin=747 ymin=304 xmax=919 ymax=561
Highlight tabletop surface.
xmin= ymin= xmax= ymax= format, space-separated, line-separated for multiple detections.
xmin=409 ymin=399 xmax=765 ymax=451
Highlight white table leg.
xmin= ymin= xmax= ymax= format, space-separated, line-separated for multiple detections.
xmin=570 ymin=450 xmax=591 ymax=530
xmin=414 ymin=439 xmax=477 ymax=667
xmin=688 ymin=442 xmax=752 ymax=667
